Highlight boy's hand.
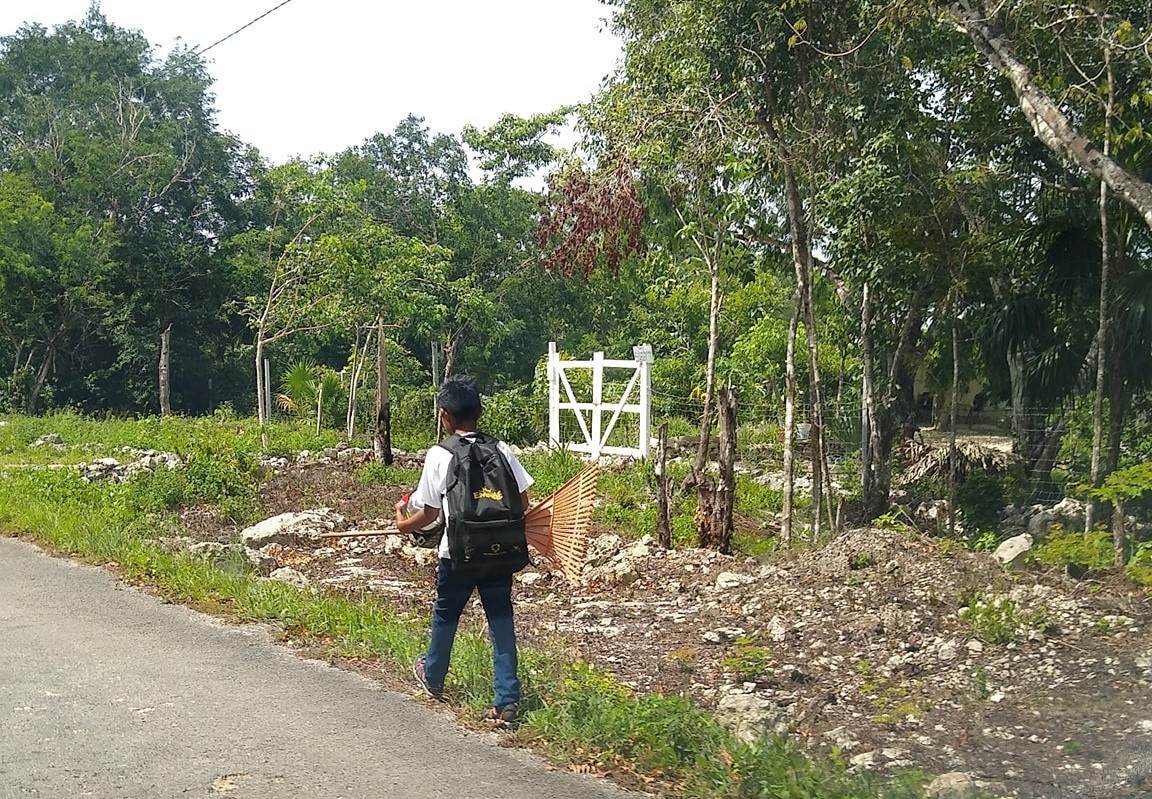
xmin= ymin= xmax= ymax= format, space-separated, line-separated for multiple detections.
xmin=394 ymin=495 xmax=409 ymax=531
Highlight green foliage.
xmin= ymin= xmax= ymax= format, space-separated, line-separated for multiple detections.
xmin=872 ymin=510 xmax=915 ymax=532
xmin=967 ymin=530 xmax=1000 ymax=553
xmin=1033 ymin=526 xmax=1114 ymax=573
xmin=958 ymin=591 xmax=1049 ymax=645
xmin=1125 ymin=542 xmax=1152 ymax=587
xmin=354 ymin=461 xmax=391 ymax=486
xmin=181 ymin=438 xmax=262 ymax=523
xmin=1080 ymin=462 xmax=1152 ymax=505
xmin=519 ymin=447 xmax=584 ymax=498
xmin=970 ymin=668 xmax=991 ymax=700
xmin=720 ymin=640 xmax=774 ymax=682
xmin=954 ymin=470 xmax=1007 ymax=534
xmin=481 ymin=387 xmax=544 ymax=447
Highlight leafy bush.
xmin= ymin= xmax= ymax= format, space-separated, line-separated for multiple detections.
xmin=519 ymin=447 xmax=584 ymax=497
xmin=954 ymin=469 xmax=1006 ymax=533
xmin=179 ymin=436 xmax=262 ymax=523
xmin=1033 ymin=526 xmax=1114 ymax=573
xmin=352 ymin=461 xmax=420 ymax=488
xmin=721 ymin=640 xmax=773 ymax=682
xmin=481 ymin=386 xmax=544 ymax=446
xmin=958 ymin=591 xmax=1049 ymax=645
xmin=1126 ymin=542 xmax=1152 ymax=587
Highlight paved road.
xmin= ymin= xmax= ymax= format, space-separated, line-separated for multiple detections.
xmin=0 ymin=537 xmax=628 ymax=799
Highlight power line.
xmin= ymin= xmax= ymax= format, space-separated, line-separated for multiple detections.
xmin=194 ymin=0 xmax=298 ymax=57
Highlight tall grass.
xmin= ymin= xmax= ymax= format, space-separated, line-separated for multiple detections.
xmin=0 ymin=413 xmax=924 ymax=798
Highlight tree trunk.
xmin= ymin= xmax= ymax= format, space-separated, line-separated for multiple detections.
xmin=693 ymin=474 xmax=715 ymax=549
xmin=860 ymin=284 xmax=875 ymax=515
xmin=347 ymin=328 xmax=373 ymax=439
xmin=860 ymin=285 xmax=892 ymax=520
xmin=801 ymin=258 xmax=829 ymax=541
xmin=26 ymin=342 xmax=56 ymax=415
xmin=315 ymin=383 xmax=324 ymax=436
xmin=1087 ymin=34 xmax=1115 ymax=533
xmin=782 ymin=288 xmax=802 ymax=545
xmin=1006 ymin=347 xmax=1032 ymax=464
xmin=441 ymin=335 xmax=458 ymax=385
xmin=255 ymin=337 xmax=267 ymax=427
xmin=373 ymin=318 xmax=393 ymax=465
xmin=949 ymin=311 xmax=960 ymax=539
xmin=158 ymin=323 xmax=173 ymax=417
xmin=656 ymin=423 xmax=672 ymax=548
xmin=1113 ymin=499 xmax=1127 ymax=570
xmin=694 ymin=258 xmax=721 ymax=474
xmin=949 ymin=0 xmax=1152 ymax=231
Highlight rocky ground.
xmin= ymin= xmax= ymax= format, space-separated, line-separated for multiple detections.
xmin=174 ymin=453 xmax=1152 ymax=799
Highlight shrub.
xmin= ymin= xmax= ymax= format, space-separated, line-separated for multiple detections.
xmin=958 ymin=591 xmax=1049 ymax=645
xmin=482 ymin=387 xmax=544 ymax=447
xmin=1127 ymin=542 xmax=1152 ymax=587
xmin=1033 ymin=526 xmax=1113 ymax=573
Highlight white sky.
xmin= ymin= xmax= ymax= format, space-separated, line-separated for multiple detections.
xmin=0 ymin=0 xmax=622 ymax=164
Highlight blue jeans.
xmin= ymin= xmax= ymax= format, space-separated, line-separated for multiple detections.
xmin=422 ymin=559 xmax=520 ymax=707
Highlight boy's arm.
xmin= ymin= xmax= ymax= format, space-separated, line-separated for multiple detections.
xmin=396 ymin=453 xmax=444 ymax=534
xmin=396 ymin=503 xmax=440 ymax=535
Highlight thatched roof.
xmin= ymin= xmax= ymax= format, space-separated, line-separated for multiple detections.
xmin=897 ymin=439 xmax=1018 ymax=485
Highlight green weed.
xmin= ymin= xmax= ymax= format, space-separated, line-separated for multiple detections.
xmin=958 ymin=591 xmax=1049 ymax=645
xmin=720 ymin=640 xmax=773 ymax=682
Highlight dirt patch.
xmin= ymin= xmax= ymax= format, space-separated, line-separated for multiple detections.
xmin=192 ymin=459 xmax=1152 ymax=799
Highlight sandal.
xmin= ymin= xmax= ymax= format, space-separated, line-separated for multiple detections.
xmin=484 ymin=702 xmax=519 ymax=726
xmin=412 ymin=655 xmax=443 ymax=700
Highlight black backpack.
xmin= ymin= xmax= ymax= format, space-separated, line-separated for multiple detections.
xmin=438 ymin=432 xmax=528 ymax=577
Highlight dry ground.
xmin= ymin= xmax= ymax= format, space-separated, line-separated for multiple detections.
xmin=181 ymin=458 xmax=1152 ymax=799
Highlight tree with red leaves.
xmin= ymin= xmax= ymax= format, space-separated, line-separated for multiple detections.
xmin=535 ymin=158 xmax=646 ymax=278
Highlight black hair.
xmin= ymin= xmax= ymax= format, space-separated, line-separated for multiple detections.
xmin=437 ymin=374 xmax=482 ymax=424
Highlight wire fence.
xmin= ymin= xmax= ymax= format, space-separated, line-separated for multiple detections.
xmin=547 ymin=382 xmax=1128 ymax=513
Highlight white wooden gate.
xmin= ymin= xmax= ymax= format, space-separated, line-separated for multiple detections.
xmin=547 ymin=341 xmax=652 ymax=459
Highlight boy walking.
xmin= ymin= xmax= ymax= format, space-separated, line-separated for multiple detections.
xmin=395 ymin=375 xmax=533 ymax=725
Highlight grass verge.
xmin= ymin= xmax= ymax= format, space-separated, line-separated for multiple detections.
xmin=0 ymin=414 xmax=924 ymax=798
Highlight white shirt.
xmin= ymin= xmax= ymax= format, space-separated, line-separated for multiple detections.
xmin=408 ymin=434 xmax=534 ymax=559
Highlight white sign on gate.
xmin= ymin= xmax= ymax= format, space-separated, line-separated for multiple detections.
xmin=547 ymin=342 xmax=652 ymax=459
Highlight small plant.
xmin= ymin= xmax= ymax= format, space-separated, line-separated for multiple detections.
xmin=871 ymin=510 xmax=913 ymax=532
xmin=1091 ymin=617 xmax=1122 ymax=637
xmin=1127 ymin=541 xmax=1152 ymax=588
xmin=668 ymin=645 xmax=699 ymax=673
xmin=720 ymin=640 xmax=773 ymax=682
xmin=355 ymin=461 xmax=393 ymax=486
xmin=970 ymin=668 xmax=991 ymax=699
xmin=958 ymin=590 xmax=1048 ymax=645
xmin=967 ymin=529 xmax=999 ymax=552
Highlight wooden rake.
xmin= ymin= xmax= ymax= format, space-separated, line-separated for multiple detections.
xmin=523 ymin=460 xmax=599 ymax=582
xmin=320 ymin=460 xmax=600 ymax=582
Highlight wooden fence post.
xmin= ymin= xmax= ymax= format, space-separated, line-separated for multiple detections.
xmin=713 ymin=386 xmax=737 ymax=554
xmin=656 ymin=423 xmax=672 ymax=548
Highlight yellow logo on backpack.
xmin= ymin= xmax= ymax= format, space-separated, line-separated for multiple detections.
xmin=473 ymin=486 xmax=504 ymax=502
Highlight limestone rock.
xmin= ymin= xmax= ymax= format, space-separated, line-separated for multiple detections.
xmin=241 ymin=509 xmax=347 ymax=549
xmin=269 ymin=567 xmax=310 ymax=588
xmin=715 ymin=571 xmax=755 ymax=591
xmin=924 ymin=772 xmax=991 ymax=798
xmin=714 ymin=690 xmax=787 ymax=742
xmin=993 ymin=532 xmax=1032 ymax=568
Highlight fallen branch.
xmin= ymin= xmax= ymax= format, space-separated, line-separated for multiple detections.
xmin=319 ymin=527 xmax=399 ymax=539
